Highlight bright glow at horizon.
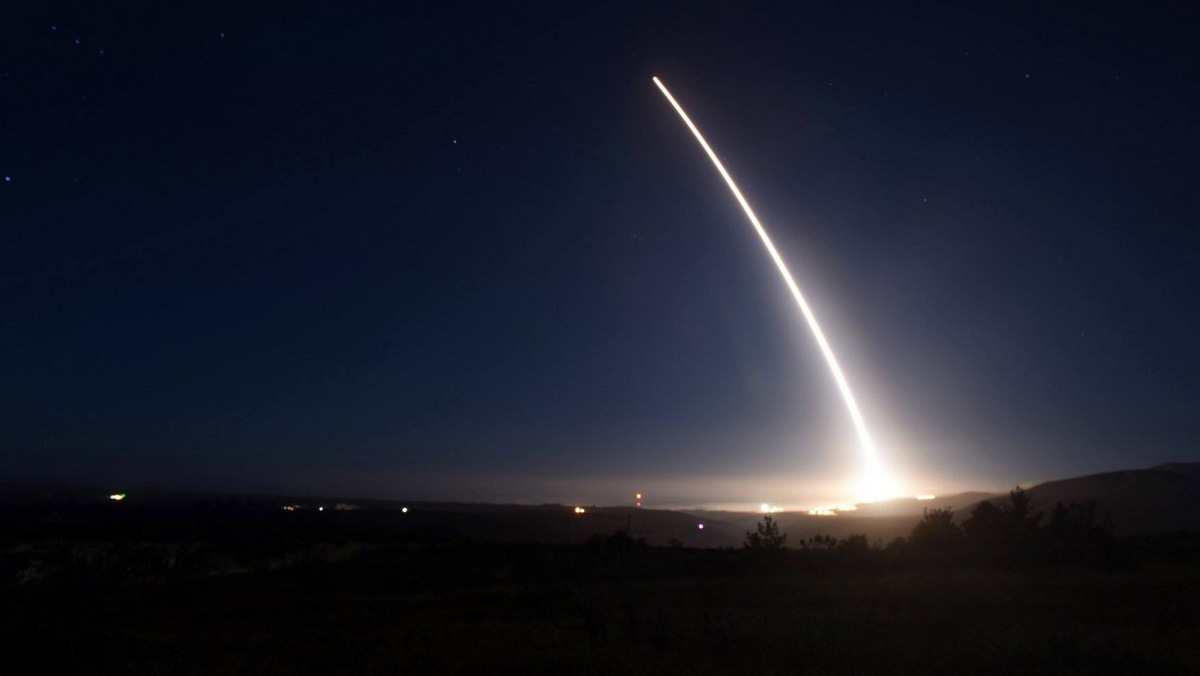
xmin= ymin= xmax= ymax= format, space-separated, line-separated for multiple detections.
xmin=916 ymin=494 xmax=936 ymax=501
xmin=652 ymin=76 xmax=896 ymax=502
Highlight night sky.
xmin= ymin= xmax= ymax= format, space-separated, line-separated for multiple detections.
xmin=3 ymin=2 xmax=1197 ymax=508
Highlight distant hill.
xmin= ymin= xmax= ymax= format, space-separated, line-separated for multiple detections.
xmin=980 ymin=462 xmax=1200 ymax=534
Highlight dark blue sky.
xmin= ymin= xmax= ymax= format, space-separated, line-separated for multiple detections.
xmin=3 ymin=1 xmax=1197 ymax=507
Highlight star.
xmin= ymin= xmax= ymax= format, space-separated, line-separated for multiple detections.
xmin=4 ymin=176 xmax=11 ymax=183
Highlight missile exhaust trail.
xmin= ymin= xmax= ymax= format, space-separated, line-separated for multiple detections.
xmin=652 ymin=76 xmax=892 ymax=500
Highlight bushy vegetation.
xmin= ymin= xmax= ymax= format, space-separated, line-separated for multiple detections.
xmin=4 ymin=531 xmax=1196 ymax=674
xmin=732 ymin=487 xmax=1123 ymax=571
xmin=1 ymin=496 xmax=1195 ymax=673
xmin=890 ymin=487 xmax=1121 ymax=568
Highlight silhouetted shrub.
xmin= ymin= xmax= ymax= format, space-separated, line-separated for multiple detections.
xmin=586 ymin=530 xmax=647 ymax=556
xmin=799 ymin=534 xmax=837 ymax=550
xmin=838 ymin=534 xmax=870 ymax=552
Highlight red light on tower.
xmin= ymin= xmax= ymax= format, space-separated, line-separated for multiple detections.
xmin=635 ymin=492 xmax=643 ymax=507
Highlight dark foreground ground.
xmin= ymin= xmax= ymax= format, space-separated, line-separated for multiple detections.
xmin=2 ymin=504 xmax=1198 ymax=674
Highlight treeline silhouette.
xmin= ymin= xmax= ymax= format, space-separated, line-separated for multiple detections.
xmin=740 ymin=487 xmax=1122 ymax=569
xmin=889 ymin=486 xmax=1118 ymax=567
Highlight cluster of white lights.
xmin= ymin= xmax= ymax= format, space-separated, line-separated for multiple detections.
xmin=573 ymin=506 xmax=587 ymax=514
xmin=108 ymin=493 xmax=126 ymax=501
xmin=759 ymin=503 xmax=784 ymax=513
xmin=916 ymin=494 xmax=936 ymax=501
xmin=805 ymin=504 xmax=858 ymax=517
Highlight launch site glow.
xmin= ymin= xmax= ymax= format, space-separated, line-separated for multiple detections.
xmin=652 ymin=76 xmax=897 ymax=502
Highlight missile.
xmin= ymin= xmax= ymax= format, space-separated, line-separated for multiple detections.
xmin=652 ymin=76 xmax=893 ymax=501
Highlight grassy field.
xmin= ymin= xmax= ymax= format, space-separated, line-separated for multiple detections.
xmin=4 ymin=536 xmax=1198 ymax=675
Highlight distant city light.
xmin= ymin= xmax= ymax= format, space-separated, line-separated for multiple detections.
xmin=635 ymin=493 xmax=642 ymax=500
xmin=109 ymin=493 xmax=125 ymax=501
xmin=281 ymin=505 xmax=297 ymax=512
xmin=916 ymin=494 xmax=936 ymax=501
xmin=760 ymin=503 xmax=784 ymax=513
xmin=401 ymin=507 xmax=408 ymax=513
xmin=318 ymin=506 xmax=325 ymax=511
xmin=574 ymin=506 xmax=587 ymax=514
xmin=807 ymin=507 xmax=838 ymax=516
xmin=697 ymin=523 xmax=705 ymax=530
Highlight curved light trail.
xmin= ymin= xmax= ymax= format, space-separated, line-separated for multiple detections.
xmin=652 ymin=76 xmax=894 ymax=501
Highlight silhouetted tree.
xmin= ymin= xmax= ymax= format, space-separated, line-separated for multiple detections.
xmin=909 ymin=507 xmax=962 ymax=552
xmin=1007 ymin=486 xmax=1043 ymax=531
xmin=961 ymin=486 xmax=1051 ymax=565
xmin=1045 ymin=499 xmax=1114 ymax=565
xmin=1005 ymin=486 xmax=1043 ymax=564
xmin=962 ymin=499 xmax=1008 ymax=562
xmin=744 ymin=515 xmax=787 ymax=550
